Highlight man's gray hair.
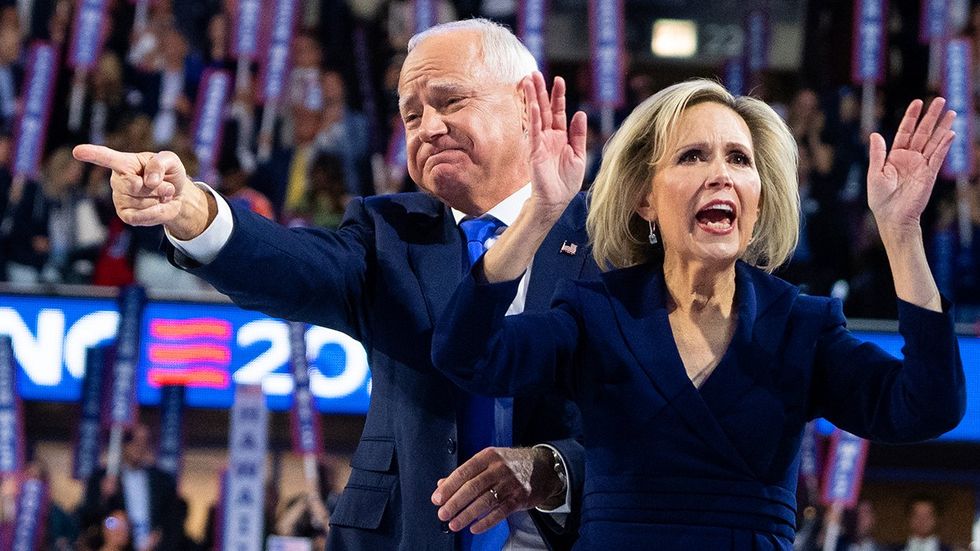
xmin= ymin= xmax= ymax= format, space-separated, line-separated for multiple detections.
xmin=407 ymin=19 xmax=538 ymax=84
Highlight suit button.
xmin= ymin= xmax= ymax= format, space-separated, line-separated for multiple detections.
xmin=447 ymin=438 xmax=456 ymax=454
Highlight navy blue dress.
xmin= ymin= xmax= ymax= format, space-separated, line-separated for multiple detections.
xmin=432 ymin=261 xmax=965 ymax=550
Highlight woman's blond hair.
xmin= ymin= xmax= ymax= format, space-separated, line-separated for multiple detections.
xmin=587 ymin=79 xmax=799 ymax=273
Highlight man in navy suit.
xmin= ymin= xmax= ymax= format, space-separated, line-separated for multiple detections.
xmin=74 ymin=19 xmax=592 ymax=551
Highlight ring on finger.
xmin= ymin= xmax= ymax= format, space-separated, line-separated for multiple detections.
xmin=489 ymin=488 xmax=500 ymax=502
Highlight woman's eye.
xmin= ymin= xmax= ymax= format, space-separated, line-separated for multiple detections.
xmin=730 ymin=152 xmax=752 ymax=166
xmin=679 ymin=150 xmax=704 ymax=163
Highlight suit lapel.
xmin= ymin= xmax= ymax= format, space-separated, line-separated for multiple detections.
xmin=698 ymin=263 xmax=799 ymax=417
xmin=406 ymin=201 xmax=463 ymax=324
xmin=604 ymin=263 xmax=756 ymax=475
xmin=524 ymin=197 xmax=591 ymax=313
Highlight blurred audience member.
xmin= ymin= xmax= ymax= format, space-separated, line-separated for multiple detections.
xmin=255 ymin=102 xmax=323 ymax=216
xmin=79 ymin=52 xmax=132 ymax=146
xmin=0 ymin=24 xmax=22 ymax=130
xmin=78 ymin=423 xmax=181 ymax=551
xmin=274 ymin=460 xmax=341 ymax=551
xmin=78 ymin=508 xmax=138 ymax=551
xmin=204 ymin=12 xmax=233 ymax=69
xmin=286 ymin=152 xmax=350 ymax=228
xmin=313 ymin=70 xmax=370 ymax=196
xmin=220 ymin=154 xmax=274 ymax=220
xmin=837 ymin=500 xmax=885 ymax=551
xmin=40 ymin=146 xmax=107 ymax=283
xmin=133 ymin=25 xmax=202 ymax=148
xmin=897 ymin=496 xmax=951 ymax=551
xmin=0 ymin=134 xmax=50 ymax=285
xmin=788 ymin=87 xmax=850 ymax=297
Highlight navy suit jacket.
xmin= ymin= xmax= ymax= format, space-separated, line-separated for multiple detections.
xmin=176 ymin=192 xmax=598 ymax=551
xmin=433 ymin=260 xmax=965 ymax=550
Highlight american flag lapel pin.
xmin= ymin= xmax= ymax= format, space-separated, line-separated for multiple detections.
xmin=560 ymin=241 xmax=578 ymax=256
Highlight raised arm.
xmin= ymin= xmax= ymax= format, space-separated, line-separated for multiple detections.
xmin=480 ymin=72 xmax=587 ymax=283
xmin=867 ymin=98 xmax=955 ymax=312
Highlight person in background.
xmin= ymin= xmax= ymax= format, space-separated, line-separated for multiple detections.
xmin=78 ymin=508 xmax=138 ymax=551
xmin=287 ymin=152 xmax=350 ymax=229
xmin=77 ymin=423 xmax=180 ymax=551
xmin=896 ymin=496 xmax=952 ymax=551
xmin=0 ymin=23 xmax=22 ymax=131
xmin=40 ymin=146 xmax=107 ymax=283
xmin=219 ymin=154 xmax=274 ymax=220
xmin=313 ymin=70 xmax=371 ymax=196
xmin=0 ymin=133 xmax=50 ymax=285
xmin=832 ymin=499 xmax=885 ymax=551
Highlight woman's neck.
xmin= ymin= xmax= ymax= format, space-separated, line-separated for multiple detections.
xmin=662 ymin=253 xmax=737 ymax=317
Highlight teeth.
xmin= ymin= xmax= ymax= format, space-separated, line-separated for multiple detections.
xmin=703 ymin=220 xmax=732 ymax=229
xmin=708 ymin=204 xmax=733 ymax=213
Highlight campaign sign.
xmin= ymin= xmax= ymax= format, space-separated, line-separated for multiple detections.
xmin=223 ymin=385 xmax=268 ymax=551
xmin=723 ymin=57 xmax=745 ymax=96
xmin=258 ymin=0 xmax=298 ymax=103
xmin=109 ymin=286 xmax=145 ymax=426
xmin=799 ymin=421 xmax=821 ymax=485
xmin=851 ymin=0 xmax=888 ymax=84
xmin=156 ymin=385 xmax=184 ymax=480
xmin=0 ymin=336 xmax=23 ymax=474
xmin=231 ymin=0 xmax=263 ymax=60
xmin=73 ymin=346 xmax=108 ymax=480
xmin=941 ymin=38 xmax=974 ymax=179
xmin=519 ymin=0 xmax=548 ymax=70
xmin=414 ymin=0 xmax=435 ymax=34
xmin=288 ymin=322 xmax=322 ymax=456
xmin=919 ymin=0 xmax=949 ymax=43
xmin=9 ymin=478 xmax=48 ymax=551
xmin=68 ymin=0 xmax=109 ymax=70
xmin=191 ymin=69 xmax=232 ymax=182
xmin=589 ymin=0 xmax=625 ymax=108
xmin=12 ymin=42 xmax=58 ymax=179
xmin=745 ymin=10 xmax=770 ymax=73
xmin=820 ymin=429 xmax=869 ymax=507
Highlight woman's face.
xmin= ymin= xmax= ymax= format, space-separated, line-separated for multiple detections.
xmin=638 ymin=102 xmax=761 ymax=268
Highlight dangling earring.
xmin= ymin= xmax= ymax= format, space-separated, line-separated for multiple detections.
xmin=648 ymin=220 xmax=658 ymax=245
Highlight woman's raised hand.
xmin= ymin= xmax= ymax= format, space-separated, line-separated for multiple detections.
xmin=867 ymin=98 xmax=956 ymax=237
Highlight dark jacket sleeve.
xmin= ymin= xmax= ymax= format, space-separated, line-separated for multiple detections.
xmin=530 ymin=436 xmax=585 ymax=546
xmin=809 ymin=297 xmax=965 ymax=443
xmin=431 ymin=262 xmax=583 ymax=399
xmin=169 ymin=197 xmax=373 ymax=340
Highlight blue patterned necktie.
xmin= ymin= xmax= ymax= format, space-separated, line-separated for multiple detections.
xmin=457 ymin=215 xmax=511 ymax=551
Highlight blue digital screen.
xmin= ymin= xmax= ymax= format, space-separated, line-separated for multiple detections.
xmin=0 ymin=293 xmax=370 ymax=413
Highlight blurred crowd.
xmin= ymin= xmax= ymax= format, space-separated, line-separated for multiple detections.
xmin=5 ymin=428 xmax=972 ymax=551
xmin=1 ymin=424 xmax=347 ymax=551
xmin=0 ymin=0 xmax=978 ymax=322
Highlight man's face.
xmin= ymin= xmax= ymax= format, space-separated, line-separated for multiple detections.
xmin=398 ymin=30 xmax=529 ymax=215
xmin=908 ymin=501 xmax=938 ymax=538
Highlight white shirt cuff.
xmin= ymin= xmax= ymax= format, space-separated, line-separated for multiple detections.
xmin=165 ymin=182 xmax=234 ymax=265
xmin=532 ymin=444 xmax=571 ymax=515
